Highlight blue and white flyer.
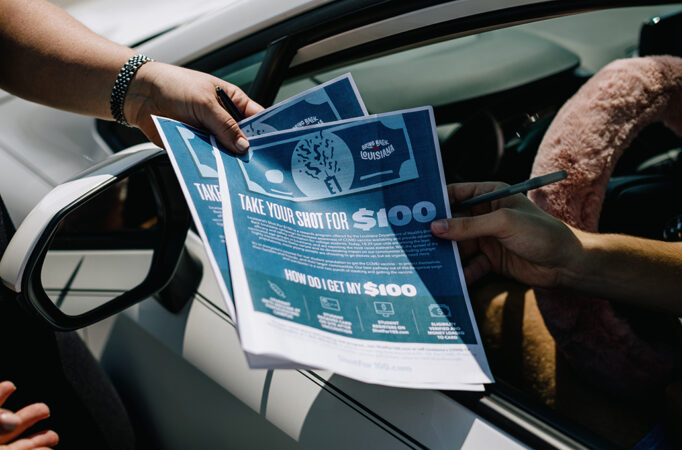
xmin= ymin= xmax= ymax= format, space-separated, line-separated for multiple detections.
xmin=215 ymin=107 xmax=492 ymax=389
xmin=153 ymin=73 xmax=367 ymax=320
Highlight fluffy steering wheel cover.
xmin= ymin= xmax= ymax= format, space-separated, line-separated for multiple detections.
xmin=529 ymin=56 xmax=682 ymax=395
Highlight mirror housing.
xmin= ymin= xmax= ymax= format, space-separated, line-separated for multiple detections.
xmin=0 ymin=144 xmax=191 ymax=330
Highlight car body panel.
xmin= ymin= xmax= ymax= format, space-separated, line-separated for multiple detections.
xmin=137 ymin=0 xmax=336 ymax=65
xmin=102 ymin=232 xmax=528 ymax=449
xmin=0 ymin=98 xmax=110 ymax=222
xmin=63 ymin=0 xmax=234 ymax=47
xmin=99 ymin=311 xmax=302 ymax=449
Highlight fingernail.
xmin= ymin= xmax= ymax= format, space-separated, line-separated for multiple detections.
xmin=0 ymin=412 xmax=20 ymax=431
xmin=235 ymin=137 xmax=249 ymax=153
xmin=431 ymin=219 xmax=448 ymax=234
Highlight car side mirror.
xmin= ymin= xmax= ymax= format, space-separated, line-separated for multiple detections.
xmin=0 ymin=144 xmax=190 ymax=330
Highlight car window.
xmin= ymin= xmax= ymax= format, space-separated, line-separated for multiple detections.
xmin=279 ymin=28 xmax=582 ymax=113
xmin=279 ymin=5 xmax=682 ymax=186
xmin=275 ymin=4 xmax=682 ymax=448
xmin=211 ymin=50 xmax=267 ymax=95
xmin=279 ymin=5 xmax=680 ymax=108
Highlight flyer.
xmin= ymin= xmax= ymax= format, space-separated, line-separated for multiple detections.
xmin=214 ymin=107 xmax=493 ymax=389
xmin=153 ymin=74 xmax=367 ymax=320
xmin=239 ymin=74 xmax=367 ymax=136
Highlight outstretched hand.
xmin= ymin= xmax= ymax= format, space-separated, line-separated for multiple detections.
xmin=124 ymin=62 xmax=264 ymax=154
xmin=0 ymin=381 xmax=58 ymax=450
xmin=431 ymin=182 xmax=583 ymax=287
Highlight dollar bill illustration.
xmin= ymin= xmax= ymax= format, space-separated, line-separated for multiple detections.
xmin=235 ymin=113 xmax=419 ymax=201
xmin=152 ymin=73 xmax=367 ymax=316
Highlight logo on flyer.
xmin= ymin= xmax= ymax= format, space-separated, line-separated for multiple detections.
xmin=360 ymin=139 xmax=395 ymax=161
xmin=294 ymin=116 xmax=323 ymax=128
xmin=237 ymin=114 xmax=421 ymax=202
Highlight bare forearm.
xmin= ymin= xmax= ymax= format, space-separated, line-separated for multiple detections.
xmin=562 ymin=231 xmax=682 ymax=315
xmin=0 ymin=0 xmax=135 ymax=119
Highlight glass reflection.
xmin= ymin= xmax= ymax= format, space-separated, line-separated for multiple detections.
xmin=41 ymin=173 xmax=160 ymax=316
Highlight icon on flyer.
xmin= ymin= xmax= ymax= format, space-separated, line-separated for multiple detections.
xmin=374 ymin=301 xmax=395 ymax=318
xmin=268 ymin=280 xmax=286 ymax=299
xmin=429 ymin=304 xmax=451 ymax=318
xmin=320 ymin=296 xmax=341 ymax=312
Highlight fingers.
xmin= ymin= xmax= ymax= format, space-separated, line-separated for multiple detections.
xmin=208 ymin=82 xmax=263 ymax=154
xmin=4 ymin=430 xmax=58 ymax=450
xmin=463 ymin=253 xmax=492 ymax=284
xmin=244 ymin=99 xmax=265 ymax=117
xmin=0 ymin=383 xmax=19 ymax=434
xmin=0 ymin=404 xmax=50 ymax=444
xmin=0 ymin=383 xmax=15 ymax=408
xmin=440 ymin=211 xmax=495 ymax=284
xmin=219 ymin=82 xmax=263 ymax=117
xmin=203 ymin=99 xmax=250 ymax=155
xmin=457 ymin=238 xmax=478 ymax=261
xmin=0 ymin=385 xmax=56 ymax=449
xmin=457 ymin=240 xmax=492 ymax=284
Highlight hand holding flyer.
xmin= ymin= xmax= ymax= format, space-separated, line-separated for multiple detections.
xmin=153 ymin=74 xmax=492 ymax=390
xmin=154 ymin=74 xmax=367 ymax=319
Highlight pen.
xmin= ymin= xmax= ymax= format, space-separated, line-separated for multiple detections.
xmin=455 ymin=170 xmax=568 ymax=209
xmin=216 ymin=86 xmax=245 ymax=122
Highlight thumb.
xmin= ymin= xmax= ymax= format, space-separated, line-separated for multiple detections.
xmin=204 ymin=101 xmax=250 ymax=154
xmin=431 ymin=208 xmax=515 ymax=241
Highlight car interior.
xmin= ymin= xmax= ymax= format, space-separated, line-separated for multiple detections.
xmin=95 ymin=3 xmax=682 ymax=448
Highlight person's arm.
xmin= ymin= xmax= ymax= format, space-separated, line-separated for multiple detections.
xmin=431 ymin=182 xmax=682 ymax=316
xmin=0 ymin=0 xmax=262 ymax=153
xmin=564 ymin=230 xmax=682 ymax=313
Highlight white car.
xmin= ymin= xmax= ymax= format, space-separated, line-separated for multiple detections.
xmin=1 ymin=1 xmax=681 ymax=448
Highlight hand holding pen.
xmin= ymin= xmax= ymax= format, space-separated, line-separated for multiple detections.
xmin=431 ymin=171 xmax=578 ymax=286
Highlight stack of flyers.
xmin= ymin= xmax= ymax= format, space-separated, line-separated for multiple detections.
xmin=153 ymin=73 xmax=492 ymax=390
